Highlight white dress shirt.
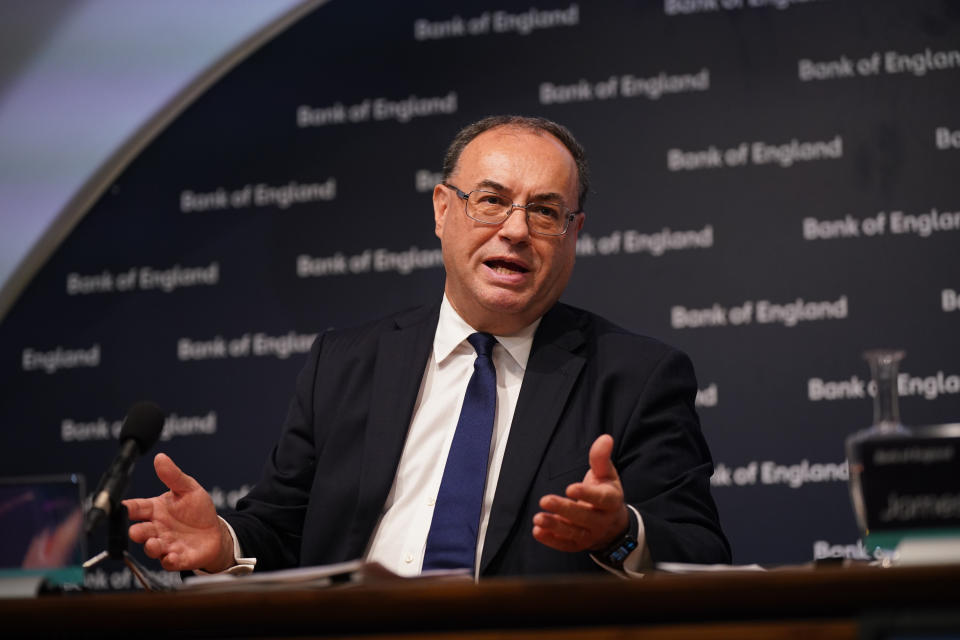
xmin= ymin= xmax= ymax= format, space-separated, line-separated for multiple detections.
xmin=363 ymin=295 xmax=538 ymax=577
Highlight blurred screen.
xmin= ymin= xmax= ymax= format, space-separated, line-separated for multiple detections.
xmin=0 ymin=474 xmax=86 ymax=584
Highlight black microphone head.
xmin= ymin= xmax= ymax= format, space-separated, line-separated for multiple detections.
xmin=119 ymin=401 xmax=165 ymax=453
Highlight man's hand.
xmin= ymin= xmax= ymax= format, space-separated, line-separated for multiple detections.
xmin=124 ymin=453 xmax=234 ymax=573
xmin=533 ymin=434 xmax=630 ymax=553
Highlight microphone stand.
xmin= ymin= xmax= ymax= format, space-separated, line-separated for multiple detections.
xmin=83 ymin=504 xmax=172 ymax=592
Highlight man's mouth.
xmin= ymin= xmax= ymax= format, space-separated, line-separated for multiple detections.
xmin=485 ymin=259 xmax=529 ymax=275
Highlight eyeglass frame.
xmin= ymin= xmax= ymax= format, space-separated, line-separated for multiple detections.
xmin=442 ymin=183 xmax=581 ymax=237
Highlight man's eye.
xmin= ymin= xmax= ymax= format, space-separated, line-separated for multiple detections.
xmin=531 ymin=205 xmax=560 ymax=218
xmin=474 ymin=194 xmax=509 ymax=208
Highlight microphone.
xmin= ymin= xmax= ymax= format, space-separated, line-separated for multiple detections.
xmin=84 ymin=402 xmax=165 ymax=533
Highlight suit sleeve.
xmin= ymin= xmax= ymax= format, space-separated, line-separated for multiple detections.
xmin=220 ymin=333 xmax=326 ymax=571
xmin=617 ymin=347 xmax=731 ymax=565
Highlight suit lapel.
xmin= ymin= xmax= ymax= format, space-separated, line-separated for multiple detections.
xmin=352 ymin=305 xmax=438 ymax=546
xmin=480 ymin=304 xmax=586 ymax=572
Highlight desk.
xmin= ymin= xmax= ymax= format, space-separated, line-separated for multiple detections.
xmin=2 ymin=564 xmax=959 ymax=639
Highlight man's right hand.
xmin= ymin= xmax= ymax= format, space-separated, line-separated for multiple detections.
xmin=124 ymin=453 xmax=234 ymax=573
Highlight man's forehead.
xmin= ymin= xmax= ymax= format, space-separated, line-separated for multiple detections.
xmin=455 ymin=126 xmax=577 ymax=190
xmin=464 ymin=125 xmax=566 ymax=155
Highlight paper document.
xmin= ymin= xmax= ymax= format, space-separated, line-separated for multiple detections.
xmin=656 ymin=562 xmax=765 ymax=573
xmin=180 ymin=560 xmax=471 ymax=592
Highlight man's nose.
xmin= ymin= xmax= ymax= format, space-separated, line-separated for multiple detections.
xmin=498 ymin=206 xmax=531 ymax=242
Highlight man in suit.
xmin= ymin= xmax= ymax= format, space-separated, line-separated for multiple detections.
xmin=125 ymin=115 xmax=730 ymax=578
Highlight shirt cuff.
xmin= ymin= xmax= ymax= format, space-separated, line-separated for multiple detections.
xmin=590 ymin=505 xmax=651 ymax=579
xmin=192 ymin=516 xmax=257 ymax=576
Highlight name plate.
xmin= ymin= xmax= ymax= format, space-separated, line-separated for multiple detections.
xmin=857 ymin=427 xmax=960 ymax=533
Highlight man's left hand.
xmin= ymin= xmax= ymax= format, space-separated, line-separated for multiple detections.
xmin=533 ymin=434 xmax=630 ymax=552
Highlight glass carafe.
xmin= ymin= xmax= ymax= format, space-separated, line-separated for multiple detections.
xmin=845 ymin=349 xmax=911 ymax=546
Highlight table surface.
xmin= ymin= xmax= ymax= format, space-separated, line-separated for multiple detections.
xmin=2 ymin=563 xmax=959 ymax=639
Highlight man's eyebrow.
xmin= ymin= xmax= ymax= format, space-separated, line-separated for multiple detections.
xmin=474 ymin=180 xmax=567 ymax=204
xmin=475 ymin=179 xmax=508 ymax=193
xmin=529 ymin=191 xmax=567 ymax=204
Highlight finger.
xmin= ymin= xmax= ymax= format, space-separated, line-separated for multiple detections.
xmin=161 ymin=552 xmax=187 ymax=572
xmin=533 ymin=511 xmax=587 ymax=538
xmin=143 ymin=537 xmax=167 ymax=560
xmin=539 ymin=495 xmax=605 ymax=529
xmin=532 ymin=525 xmax=582 ymax=553
xmin=154 ymin=453 xmax=198 ymax=496
xmin=128 ymin=522 xmax=158 ymax=544
xmin=539 ymin=493 xmax=575 ymax=515
xmin=123 ymin=498 xmax=154 ymax=521
xmin=533 ymin=511 xmax=598 ymax=553
xmin=565 ymin=481 xmax=623 ymax=510
xmin=533 ymin=512 xmax=587 ymax=547
xmin=588 ymin=434 xmax=618 ymax=482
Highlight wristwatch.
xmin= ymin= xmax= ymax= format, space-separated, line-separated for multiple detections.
xmin=594 ymin=514 xmax=639 ymax=569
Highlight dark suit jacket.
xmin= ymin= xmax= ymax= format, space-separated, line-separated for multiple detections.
xmin=226 ymin=302 xmax=730 ymax=576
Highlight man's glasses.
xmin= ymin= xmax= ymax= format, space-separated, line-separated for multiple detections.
xmin=443 ymin=183 xmax=579 ymax=237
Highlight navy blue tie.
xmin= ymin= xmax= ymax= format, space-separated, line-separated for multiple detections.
xmin=422 ymin=332 xmax=498 ymax=572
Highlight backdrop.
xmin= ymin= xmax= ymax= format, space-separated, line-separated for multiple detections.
xmin=1 ymin=0 xmax=958 ymax=589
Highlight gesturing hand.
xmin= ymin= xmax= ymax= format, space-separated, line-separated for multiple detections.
xmin=124 ymin=453 xmax=233 ymax=573
xmin=533 ymin=434 xmax=630 ymax=553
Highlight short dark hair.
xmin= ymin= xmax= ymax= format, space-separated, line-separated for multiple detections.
xmin=442 ymin=115 xmax=590 ymax=210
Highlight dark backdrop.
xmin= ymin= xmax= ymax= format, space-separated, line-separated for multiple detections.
xmin=1 ymin=0 xmax=958 ymax=589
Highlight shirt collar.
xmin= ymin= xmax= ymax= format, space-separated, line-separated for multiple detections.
xmin=435 ymin=295 xmax=541 ymax=370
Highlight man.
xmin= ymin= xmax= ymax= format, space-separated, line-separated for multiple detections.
xmin=125 ymin=115 xmax=730 ymax=578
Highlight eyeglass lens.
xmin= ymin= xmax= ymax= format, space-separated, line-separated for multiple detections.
xmin=466 ymin=191 xmax=569 ymax=235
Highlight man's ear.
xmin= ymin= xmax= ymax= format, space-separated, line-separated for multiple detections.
xmin=433 ymin=183 xmax=449 ymax=239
